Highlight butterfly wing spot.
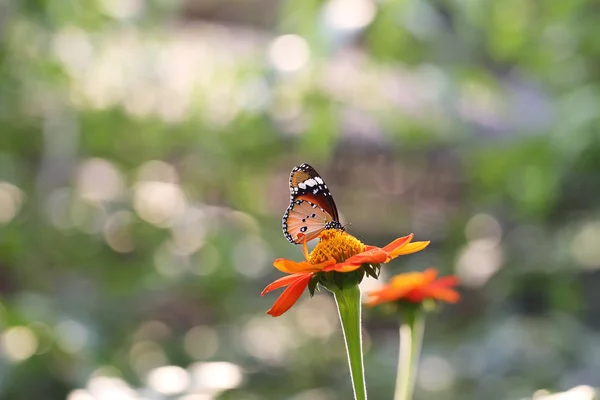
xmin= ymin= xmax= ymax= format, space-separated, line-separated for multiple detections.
xmin=282 ymin=199 xmax=334 ymax=244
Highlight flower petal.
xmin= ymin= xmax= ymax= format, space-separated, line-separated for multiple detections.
xmin=420 ymin=275 xmax=460 ymax=302
xmin=432 ymin=275 xmax=459 ymax=288
xmin=421 ymin=268 xmax=438 ymax=283
xmin=266 ymin=273 xmax=312 ymax=317
xmin=273 ymin=258 xmax=318 ymax=274
xmin=367 ymin=285 xmax=413 ymax=304
xmin=261 ymin=273 xmax=311 ymax=296
xmin=343 ymin=247 xmax=388 ymax=265
xmin=388 ymin=240 xmax=430 ymax=260
xmin=367 ymin=268 xmax=459 ymax=306
xmin=421 ymin=287 xmax=460 ymax=303
xmin=324 ymin=261 xmax=363 ymax=273
xmin=381 ymin=234 xmax=414 ymax=254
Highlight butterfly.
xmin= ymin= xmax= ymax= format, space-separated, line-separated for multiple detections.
xmin=282 ymin=163 xmax=344 ymax=244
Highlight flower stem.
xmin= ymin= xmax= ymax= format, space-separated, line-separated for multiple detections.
xmin=395 ymin=306 xmax=425 ymax=400
xmin=333 ymin=284 xmax=367 ymax=400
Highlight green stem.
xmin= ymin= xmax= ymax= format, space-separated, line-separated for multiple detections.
xmin=395 ymin=307 xmax=425 ymax=400
xmin=332 ymin=284 xmax=367 ymax=400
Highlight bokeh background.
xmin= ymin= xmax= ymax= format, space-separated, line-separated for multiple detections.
xmin=2 ymin=0 xmax=600 ymax=399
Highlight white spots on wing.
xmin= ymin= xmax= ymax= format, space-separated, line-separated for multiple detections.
xmin=313 ymin=188 xmax=318 ymax=194
xmin=305 ymin=179 xmax=317 ymax=187
xmin=298 ymin=182 xmax=306 ymax=189
xmin=315 ymin=177 xmax=324 ymax=184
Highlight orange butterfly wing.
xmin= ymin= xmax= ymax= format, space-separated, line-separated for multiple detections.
xmin=282 ymin=164 xmax=343 ymax=244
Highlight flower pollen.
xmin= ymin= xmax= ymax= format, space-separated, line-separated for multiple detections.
xmin=308 ymin=229 xmax=366 ymax=264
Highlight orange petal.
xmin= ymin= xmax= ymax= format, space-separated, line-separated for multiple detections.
xmin=388 ymin=241 xmax=430 ymax=259
xmin=261 ymin=273 xmax=311 ymax=296
xmin=421 ymin=274 xmax=460 ymax=302
xmin=421 ymin=268 xmax=439 ymax=283
xmin=273 ymin=258 xmax=320 ymax=274
xmin=381 ymin=234 xmax=414 ymax=254
xmin=425 ymin=287 xmax=460 ymax=303
xmin=266 ymin=273 xmax=312 ymax=317
xmin=366 ymin=288 xmax=409 ymax=306
xmin=433 ymin=275 xmax=459 ymax=288
xmin=369 ymin=286 xmax=412 ymax=303
xmin=343 ymin=247 xmax=388 ymax=265
xmin=324 ymin=261 xmax=363 ymax=273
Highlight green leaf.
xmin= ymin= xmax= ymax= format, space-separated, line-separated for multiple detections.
xmin=364 ymin=264 xmax=378 ymax=279
xmin=308 ymin=275 xmax=320 ymax=297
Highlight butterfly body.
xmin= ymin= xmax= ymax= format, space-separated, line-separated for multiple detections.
xmin=282 ymin=164 xmax=344 ymax=244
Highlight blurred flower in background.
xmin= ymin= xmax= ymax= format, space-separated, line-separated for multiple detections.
xmin=367 ymin=268 xmax=459 ymax=306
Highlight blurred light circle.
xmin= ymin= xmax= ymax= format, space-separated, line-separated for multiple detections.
xmin=87 ymin=376 xmax=137 ymax=400
xmin=133 ymin=181 xmax=187 ymax=227
xmin=295 ymin=295 xmax=337 ymax=338
xmin=54 ymin=319 xmax=89 ymax=354
xmin=1 ymin=326 xmax=38 ymax=362
xmin=534 ymin=385 xmax=597 ymax=400
xmin=324 ymin=0 xmax=376 ymax=30
xmin=571 ymin=221 xmax=600 ymax=269
xmin=133 ymin=320 xmax=172 ymax=341
xmin=241 ymin=317 xmax=293 ymax=364
xmin=76 ymin=158 xmax=124 ymax=202
xmin=46 ymin=188 xmax=76 ymax=230
xmin=190 ymin=244 xmax=220 ymax=276
xmin=455 ymin=240 xmax=503 ymax=288
xmin=66 ymin=389 xmax=95 ymax=400
xmin=28 ymin=322 xmax=53 ymax=355
xmin=0 ymin=182 xmax=24 ymax=225
xmin=233 ymin=236 xmax=270 ymax=278
xmin=190 ymin=361 xmax=244 ymax=392
xmin=183 ymin=325 xmax=219 ymax=360
xmin=147 ymin=365 xmax=190 ymax=395
xmin=129 ymin=341 xmax=168 ymax=376
xmin=417 ymin=355 xmax=456 ymax=392
xmin=465 ymin=213 xmax=502 ymax=247
xmin=171 ymin=206 xmax=207 ymax=256
xmin=99 ymin=0 xmax=144 ymax=20
xmin=268 ymin=35 xmax=310 ymax=72
xmin=179 ymin=395 xmax=213 ymax=400
xmin=52 ymin=28 xmax=94 ymax=78
xmin=103 ymin=211 xmax=135 ymax=253
xmin=136 ymin=160 xmax=179 ymax=184
xmin=154 ymin=241 xmax=189 ymax=278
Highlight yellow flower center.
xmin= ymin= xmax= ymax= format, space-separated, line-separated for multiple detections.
xmin=308 ymin=229 xmax=366 ymax=264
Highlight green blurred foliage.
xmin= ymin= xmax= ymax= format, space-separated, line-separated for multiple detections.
xmin=1 ymin=0 xmax=600 ymax=399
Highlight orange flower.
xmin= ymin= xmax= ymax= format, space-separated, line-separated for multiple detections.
xmin=367 ymin=268 xmax=459 ymax=306
xmin=262 ymin=229 xmax=430 ymax=317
